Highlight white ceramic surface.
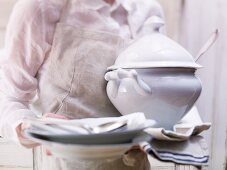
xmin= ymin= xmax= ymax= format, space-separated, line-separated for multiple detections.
xmin=23 ymin=125 xmax=149 ymax=145
xmin=23 ymin=112 xmax=156 ymax=145
xmin=23 ymin=130 xmax=148 ymax=161
xmin=46 ymin=143 xmax=132 ymax=160
xmin=107 ymin=16 xmax=201 ymax=71
xmin=105 ymin=68 xmax=202 ymax=129
xmin=105 ymin=16 xmax=203 ymax=129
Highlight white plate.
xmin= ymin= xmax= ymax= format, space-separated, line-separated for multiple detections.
xmin=23 ymin=125 xmax=146 ymax=145
xmin=24 ymin=131 xmax=150 ymax=160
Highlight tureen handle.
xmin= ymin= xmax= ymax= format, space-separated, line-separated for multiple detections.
xmin=105 ymin=69 xmax=152 ymax=98
xmin=143 ymin=16 xmax=165 ymax=33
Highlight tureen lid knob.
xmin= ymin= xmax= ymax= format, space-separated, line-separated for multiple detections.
xmin=144 ymin=16 xmax=165 ymax=33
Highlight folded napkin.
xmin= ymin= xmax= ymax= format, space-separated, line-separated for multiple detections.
xmin=24 ymin=112 xmax=155 ymax=135
xmin=64 ymin=112 xmax=151 ymax=131
xmin=129 ymin=107 xmax=211 ymax=167
xmin=144 ymin=107 xmax=211 ymax=141
xmin=140 ymin=135 xmax=209 ymax=166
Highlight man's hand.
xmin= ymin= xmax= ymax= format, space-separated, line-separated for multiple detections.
xmin=16 ymin=123 xmax=40 ymax=148
xmin=42 ymin=113 xmax=70 ymax=120
xmin=123 ymin=145 xmax=147 ymax=167
xmin=16 ymin=113 xmax=69 ymax=149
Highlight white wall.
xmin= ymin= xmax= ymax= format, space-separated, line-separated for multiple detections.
xmin=179 ymin=0 xmax=227 ymax=169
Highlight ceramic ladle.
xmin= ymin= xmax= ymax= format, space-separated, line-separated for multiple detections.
xmin=195 ymin=29 xmax=219 ymax=61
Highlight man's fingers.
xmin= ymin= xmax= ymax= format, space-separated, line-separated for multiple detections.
xmin=45 ymin=149 xmax=52 ymax=156
xmin=43 ymin=113 xmax=69 ymax=119
xmin=16 ymin=123 xmax=40 ymax=148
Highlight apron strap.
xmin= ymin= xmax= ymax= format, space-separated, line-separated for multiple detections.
xmin=59 ymin=0 xmax=70 ymax=22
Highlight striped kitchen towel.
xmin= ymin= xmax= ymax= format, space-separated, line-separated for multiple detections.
xmin=140 ymin=135 xmax=209 ymax=166
xmin=132 ymin=107 xmax=211 ymax=166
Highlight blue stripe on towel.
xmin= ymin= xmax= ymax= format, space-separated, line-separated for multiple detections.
xmin=146 ymin=148 xmax=209 ymax=164
xmin=157 ymin=150 xmax=208 ymax=160
xmin=159 ymin=155 xmax=209 ymax=163
xmin=142 ymin=144 xmax=209 ymax=165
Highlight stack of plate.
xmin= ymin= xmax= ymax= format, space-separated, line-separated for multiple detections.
xmin=23 ymin=113 xmax=153 ymax=160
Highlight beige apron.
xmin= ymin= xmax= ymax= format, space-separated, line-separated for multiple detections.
xmin=35 ymin=0 xmax=149 ymax=169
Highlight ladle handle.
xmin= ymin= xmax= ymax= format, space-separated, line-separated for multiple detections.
xmin=195 ymin=29 xmax=219 ymax=61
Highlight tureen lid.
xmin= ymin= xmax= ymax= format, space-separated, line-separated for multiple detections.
xmin=108 ymin=16 xmax=202 ymax=71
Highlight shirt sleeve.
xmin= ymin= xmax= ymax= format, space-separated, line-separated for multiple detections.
xmin=0 ymin=0 xmax=61 ymax=143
